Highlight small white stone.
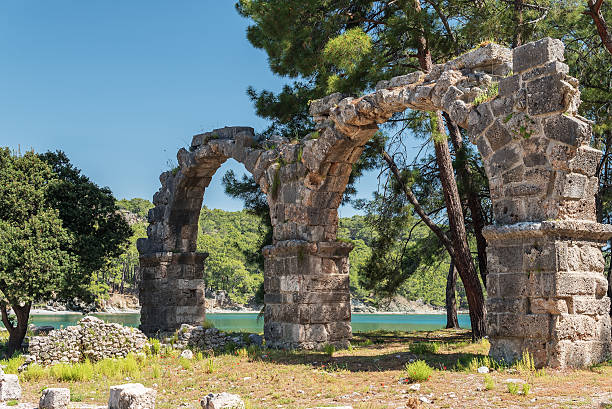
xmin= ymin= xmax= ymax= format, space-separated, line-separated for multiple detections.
xmin=477 ymin=366 xmax=489 ymax=374
xmin=180 ymin=350 xmax=194 ymax=360
xmin=409 ymin=383 xmax=421 ymax=391
xmin=419 ymin=396 xmax=431 ymax=404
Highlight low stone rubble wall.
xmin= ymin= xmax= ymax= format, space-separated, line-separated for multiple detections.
xmin=27 ymin=316 xmax=147 ymax=366
xmin=173 ymin=324 xmax=245 ymax=350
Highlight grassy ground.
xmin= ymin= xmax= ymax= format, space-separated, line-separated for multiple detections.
xmin=3 ymin=329 xmax=612 ymax=408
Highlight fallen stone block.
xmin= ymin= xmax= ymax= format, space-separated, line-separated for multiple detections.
xmin=108 ymin=383 xmax=156 ymax=409
xmin=0 ymin=374 xmax=21 ymax=401
xmin=200 ymin=393 xmax=245 ymax=409
xmin=179 ymin=349 xmax=193 ymax=360
xmin=39 ymin=388 xmax=70 ymax=409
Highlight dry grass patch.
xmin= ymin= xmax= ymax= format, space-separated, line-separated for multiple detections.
xmin=1 ymin=329 xmax=611 ymax=408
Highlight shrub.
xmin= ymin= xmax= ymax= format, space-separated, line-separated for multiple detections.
xmin=360 ymin=339 xmax=373 ymax=347
xmin=195 ymin=351 xmax=204 ymax=361
xmin=409 ymin=342 xmax=440 ymax=355
xmin=1 ymin=356 xmax=25 ymax=374
xmin=179 ymin=357 xmax=192 ymax=370
xmin=514 ymin=350 xmax=535 ymax=373
xmin=21 ymin=364 xmax=46 ymax=381
xmin=235 ymin=348 xmax=248 ymax=359
xmin=323 ymin=344 xmax=336 ymax=357
xmin=484 ymin=374 xmax=495 ymax=390
xmin=71 ymin=391 xmax=84 ymax=402
xmin=507 ymin=382 xmax=519 ymax=395
xmin=522 ymin=383 xmax=531 ymax=395
xmin=205 ymin=357 xmax=215 ymax=374
xmin=405 ymin=360 xmax=434 ymax=382
xmin=152 ymin=364 xmax=162 ymax=378
xmin=6 ymin=400 xmax=17 ymax=406
xmin=94 ymin=354 xmax=141 ymax=380
xmin=149 ymin=339 xmax=161 ymax=355
xmin=50 ymin=361 xmax=94 ymax=382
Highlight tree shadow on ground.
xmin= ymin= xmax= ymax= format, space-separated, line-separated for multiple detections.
xmin=259 ymin=328 xmax=488 ymax=373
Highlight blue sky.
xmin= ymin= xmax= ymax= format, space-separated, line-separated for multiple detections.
xmin=0 ymin=1 xmax=384 ymax=217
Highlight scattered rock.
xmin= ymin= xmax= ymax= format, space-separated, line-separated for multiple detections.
xmin=175 ymin=326 xmax=243 ymax=351
xmin=477 ymin=366 xmax=490 ymax=374
xmin=39 ymin=388 xmax=70 ymax=409
xmin=0 ymin=374 xmax=21 ymax=401
xmin=409 ymin=383 xmax=421 ymax=391
xmin=248 ymin=334 xmax=263 ymax=347
xmin=201 ymin=393 xmax=245 ymax=409
xmin=180 ymin=350 xmax=193 ymax=360
xmin=108 ymin=383 xmax=156 ymax=409
xmin=419 ymin=396 xmax=431 ymax=404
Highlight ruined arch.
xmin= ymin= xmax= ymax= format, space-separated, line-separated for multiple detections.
xmin=139 ymin=38 xmax=612 ymax=367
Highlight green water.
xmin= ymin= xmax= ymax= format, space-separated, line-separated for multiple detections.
xmin=23 ymin=312 xmax=471 ymax=333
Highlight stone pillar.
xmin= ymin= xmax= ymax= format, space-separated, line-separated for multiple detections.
xmin=263 ymin=240 xmax=352 ymax=349
xmin=477 ymin=38 xmax=612 ymax=368
xmin=139 ymin=252 xmax=207 ymax=335
xmin=485 ymin=222 xmax=612 ymax=368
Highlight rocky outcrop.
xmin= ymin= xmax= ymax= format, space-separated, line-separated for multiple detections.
xmin=27 ymin=317 xmax=147 ymax=366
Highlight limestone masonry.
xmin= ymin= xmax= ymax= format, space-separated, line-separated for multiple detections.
xmin=138 ymin=37 xmax=612 ymax=367
xmin=27 ymin=317 xmax=147 ymax=365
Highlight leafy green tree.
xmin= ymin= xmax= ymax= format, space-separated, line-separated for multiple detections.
xmin=0 ymin=149 xmax=75 ymax=354
xmin=39 ymin=151 xmax=132 ymax=306
xmin=116 ymin=198 xmax=155 ymax=219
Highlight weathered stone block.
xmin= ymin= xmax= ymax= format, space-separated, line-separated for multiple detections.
xmin=201 ymin=393 xmax=245 ymax=409
xmin=498 ymin=74 xmax=520 ymax=97
xmin=468 ymin=103 xmax=494 ymax=136
xmin=530 ymin=298 xmax=568 ymax=315
xmin=494 ymin=313 xmax=549 ymax=339
xmin=488 ymin=336 xmax=523 ymax=364
xmin=492 ymin=198 xmax=525 ymax=224
xmin=571 ymin=296 xmax=611 ymax=315
xmin=488 ymin=144 xmax=522 ymax=178
xmin=39 ymin=388 xmax=70 ymax=409
xmin=523 ymin=242 xmax=557 ymax=272
xmin=109 ymin=384 xmax=156 ymax=409
xmin=522 ymin=61 xmax=569 ymax=81
xmin=487 ymin=297 xmax=527 ymax=314
xmin=569 ymin=145 xmax=601 ymax=176
xmin=485 ymin=120 xmax=513 ymax=151
xmin=0 ymin=374 xmax=21 ymax=401
xmin=543 ymin=114 xmax=591 ymax=147
xmin=513 ymin=37 xmax=564 ymax=74
xmin=526 ymin=75 xmax=566 ymax=115
xmin=487 ymin=246 xmax=523 ymax=273
xmin=548 ymin=340 xmax=611 ymax=368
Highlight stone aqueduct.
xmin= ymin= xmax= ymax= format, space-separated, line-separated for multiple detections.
xmin=138 ymin=38 xmax=612 ymax=368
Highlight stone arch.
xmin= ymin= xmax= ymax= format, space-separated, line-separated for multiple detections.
xmin=140 ymin=37 xmax=611 ymax=367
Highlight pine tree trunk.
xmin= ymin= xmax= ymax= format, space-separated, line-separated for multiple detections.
xmin=1 ymin=302 xmax=31 ymax=357
xmin=410 ymin=0 xmax=487 ymax=340
xmin=432 ymin=122 xmax=486 ymax=340
xmin=446 ymin=260 xmax=459 ymax=329
xmin=444 ymin=112 xmax=489 ymax=286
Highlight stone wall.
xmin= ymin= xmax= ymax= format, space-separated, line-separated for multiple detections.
xmin=139 ymin=37 xmax=612 ymax=366
xmin=28 ymin=317 xmax=147 ymax=365
xmin=173 ymin=324 xmax=244 ymax=350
